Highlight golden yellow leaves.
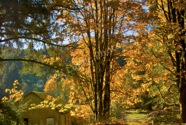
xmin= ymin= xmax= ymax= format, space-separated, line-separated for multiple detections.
xmin=168 ymin=33 xmax=175 ymax=40
xmin=113 ymin=28 xmax=176 ymax=107
xmin=44 ymin=76 xmax=58 ymax=94
xmin=2 ymin=80 xmax=23 ymax=102
xmin=70 ymin=41 xmax=92 ymax=76
xmin=1 ymin=96 xmax=8 ymax=102
xmin=29 ymin=95 xmax=72 ymax=112
xmin=59 ymin=78 xmax=77 ymax=105
xmin=42 ymin=55 xmax=61 ymax=65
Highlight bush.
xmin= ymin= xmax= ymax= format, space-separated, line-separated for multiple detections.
xmin=147 ymin=106 xmax=181 ymax=124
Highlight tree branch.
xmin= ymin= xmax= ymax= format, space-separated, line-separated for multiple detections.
xmin=0 ymin=58 xmax=58 ymax=70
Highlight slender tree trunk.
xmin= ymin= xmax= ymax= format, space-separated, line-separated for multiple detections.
xmin=94 ymin=81 xmax=98 ymax=121
xmin=104 ymin=78 xmax=110 ymax=119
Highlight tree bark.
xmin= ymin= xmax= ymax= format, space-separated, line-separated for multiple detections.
xmin=178 ymin=5 xmax=186 ymax=123
xmin=180 ymin=85 xmax=186 ymax=122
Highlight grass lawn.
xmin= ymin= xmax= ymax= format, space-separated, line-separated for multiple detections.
xmin=125 ymin=110 xmax=150 ymax=125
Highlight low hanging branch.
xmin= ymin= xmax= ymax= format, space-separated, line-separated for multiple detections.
xmin=0 ymin=58 xmax=59 ymax=70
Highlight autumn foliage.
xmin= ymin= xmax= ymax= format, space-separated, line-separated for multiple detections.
xmin=0 ymin=0 xmax=185 ymax=124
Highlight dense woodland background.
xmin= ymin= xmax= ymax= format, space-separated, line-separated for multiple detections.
xmin=0 ymin=0 xmax=185 ymax=124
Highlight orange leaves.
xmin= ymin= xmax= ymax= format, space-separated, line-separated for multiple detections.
xmin=70 ymin=40 xmax=92 ymax=76
xmin=71 ymin=104 xmax=93 ymax=121
xmin=44 ymin=76 xmax=58 ymax=94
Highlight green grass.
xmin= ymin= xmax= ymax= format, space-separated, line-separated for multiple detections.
xmin=125 ymin=110 xmax=149 ymax=125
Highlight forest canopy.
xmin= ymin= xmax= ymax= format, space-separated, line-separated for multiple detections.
xmin=0 ymin=0 xmax=185 ymax=124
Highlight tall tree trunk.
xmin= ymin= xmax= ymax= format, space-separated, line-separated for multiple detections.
xmin=173 ymin=2 xmax=186 ymax=122
xmin=165 ymin=0 xmax=186 ymax=122
xmin=178 ymin=6 xmax=185 ymax=123
xmin=180 ymin=84 xmax=186 ymax=122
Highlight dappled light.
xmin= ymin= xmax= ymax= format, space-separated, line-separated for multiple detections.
xmin=0 ymin=0 xmax=185 ymax=124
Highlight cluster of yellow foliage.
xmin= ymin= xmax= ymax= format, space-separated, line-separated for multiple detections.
xmin=2 ymin=80 xmax=24 ymax=102
xmin=71 ymin=105 xmax=93 ymax=122
xmin=44 ymin=76 xmax=58 ymax=94
xmin=29 ymin=95 xmax=72 ymax=113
